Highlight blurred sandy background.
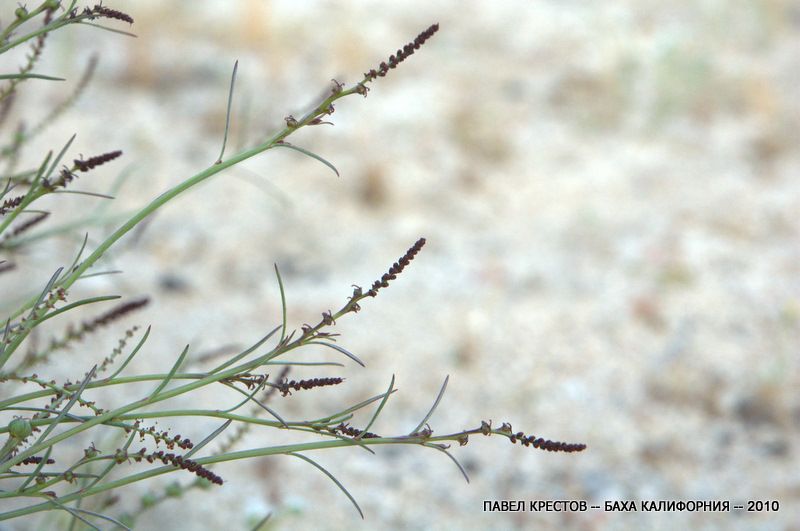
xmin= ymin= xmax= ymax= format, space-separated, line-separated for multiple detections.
xmin=2 ymin=0 xmax=800 ymax=529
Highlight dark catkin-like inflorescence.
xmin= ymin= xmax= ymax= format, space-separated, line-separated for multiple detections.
xmin=332 ymin=422 xmax=380 ymax=439
xmin=0 ymin=194 xmax=24 ymax=215
xmin=497 ymin=422 xmax=586 ymax=453
xmin=367 ymin=237 xmax=426 ymax=297
xmin=82 ymin=297 xmax=149 ymax=332
xmin=512 ymin=433 xmax=587 ymax=453
xmin=18 ymin=456 xmax=55 ymax=465
xmin=134 ymin=450 xmax=222 ymax=485
xmin=1 ymin=213 xmax=49 ymax=243
xmin=278 ymin=377 xmax=344 ymax=396
xmin=87 ymin=5 xmax=134 ymax=24
xmin=73 ymin=150 xmax=123 ymax=172
xmin=364 ymin=23 xmax=439 ymax=82
xmin=124 ymin=420 xmax=193 ymax=450
xmin=53 ymin=298 xmax=149 ymax=352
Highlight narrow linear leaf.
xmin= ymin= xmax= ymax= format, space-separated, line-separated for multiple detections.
xmin=59 ymin=233 xmax=89 ymax=285
xmin=272 ymin=143 xmax=339 ymax=177
xmin=34 ymin=366 xmax=96 ymax=448
xmin=318 ymin=426 xmax=375 ymax=455
xmin=210 ymin=325 xmax=281 ymax=374
xmin=274 ymin=264 xmax=287 ymax=343
xmin=77 ymin=270 xmax=123 ymax=280
xmin=221 ymin=381 xmax=288 ymax=427
xmin=311 ymin=389 xmax=396 ymax=425
xmin=6 ymin=152 xmax=51 ymax=222
xmin=265 ymin=361 xmax=344 ymax=367
xmin=307 ymin=341 xmax=365 ymax=367
xmin=51 ymin=190 xmax=115 ymax=199
xmin=108 ymin=325 xmax=151 ymax=380
xmin=0 ymin=266 xmax=63 ymax=368
xmin=16 ymin=447 xmax=52 ymax=491
xmin=0 ymin=179 xmax=14 ymax=201
xmin=220 ymin=378 xmax=269 ymax=414
xmin=423 ymin=443 xmax=470 ymax=483
xmin=86 ymin=430 xmax=138 ymax=490
xmin=0 ymin=73 xmax=65 ymax=81
xmin=0 ymin=318 xmax=11 ymax=359
xmin=48 ymin=501 xmax=101 ymax=531
xmin=250 ymin=512 xmax=272 ymax=531
xmin=185 ymin=420 xmax=232 ymax=459
xmin=149 ymin=345 xmax=190 ymax=399
xmin=410 ymin=375 xmax=449 ymax=435
xmin=289 ymin=453 xmax=363 ymax=519
xmin=216 ymin=59 xmax=238 ymax=164
xmin=46 ymin=133 xmax=77 ymax=182
xmin=70 ymin=507 xmax=131 ymax=531
xmin=77 ymin=22 xmax=137 ymax=38
xmin=360 ymin=374 xmax=394 ymax=438
xmin=30 ymin=295 xmax=121 ymax=327
xmin=28 ymin=267 xmax=64 ymax=322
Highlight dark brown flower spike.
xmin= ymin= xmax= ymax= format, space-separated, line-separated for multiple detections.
xmin=0 ymin=194 xmax=24 ymax=215
xmin=278 ymin=377 xmax=344 ymax=396
xmin=332 ymin=422 xmax=380 ymax=439
xmin=493 ymin=422 xmax=586 ymax=453
xmin=364 ymin=23 xmax=439 ymax=82
xmin=81 ymin=297 xmax=149 ymax=333
xmin=75 ymin=4 xmax=134 ymax=24
xmin=367 ymin=237 xmax=426 ymax=297
xmin=128 ymin=450 xmax=222 ymax=485
xmin=73 ymin=150 xmax=123 ymax=172
xmin=1 ymin=212 xmax=49 ymax=243
xmin=18 ymin=456 xmax=55 ymax=465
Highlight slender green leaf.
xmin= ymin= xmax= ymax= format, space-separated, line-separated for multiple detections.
xmin=185 ymin=420 xmax=232 ymax=459
xmin=221 ymin=381 xmax=287 ymax=427
xmin=108 ymin=325 xmax=151 ymax=379
xmin=0 ymin=73 xmax=64 ymax=81
xmin=311 ymin=389 xmax=396 ymax=425
xmin=307 ymin=341 xmax=364 ymax=367
xmin=410 ymin=375 xmax=449 ymax=435
xmin=289 ymin=453 xmax=363 ymax=519
xmin=77 ymin=21 xmax=137 ymax=38
xmin=216 ymin=60 xmax=238 ymax=164
xmin=265 ymin=360 xmax=344 ymax=367
xmin=272 ymin=143 xmax=339 ymax=177
xmin=274 ymin=264 xmax=287 ymax=343
xmin=16 ymin=447 xmax=51 ymax=491
xmin=360 ymin=375 xmax=394 ymax=438
xmin=423 ymin=443 xmax=469 ymax=483
xmin=210 ymin=325 xmax=281 ymax=374
xmin=250 ymin=512 xmax=272 ymax=531
xmin=51 ymin=190 xmax=115 ymax=200
xmin=48 ymin=500 xmax=101 ymax=531
xmin=33 ymin=366 xmax=97 ymax=449
xmin=46 ymin=134 xmax=76 ymax=182
xmin=85 ymin=430 xmax=138 ymax=490
xmin=29 ymin=295 xmax=121 ymax=327
xmin=149 ymin=345 xmax=190 ymax=399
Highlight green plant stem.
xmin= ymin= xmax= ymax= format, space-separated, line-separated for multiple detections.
xmin=0 ymin=2 xmax=89 ymax=55
xmin=0 ymin=428 xmax=485 ymax=521
xmin=0 ymin=1 xmax=52 ymax=48
xmin=0 ymin=313 xmax=337 ymax=472
xmin=0 ymin=81 xmax=364 ymax=371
